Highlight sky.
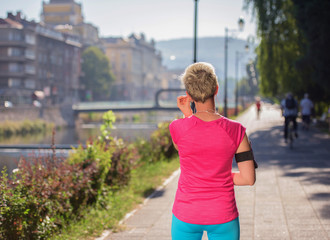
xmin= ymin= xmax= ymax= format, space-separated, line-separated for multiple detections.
xmin=0 ymin=0 xmax=257 ymax=42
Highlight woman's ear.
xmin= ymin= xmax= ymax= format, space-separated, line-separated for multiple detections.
xmin=214 ymin=86 xmax=219 ymax=96
xmin=186 ymin=91 xmax=193 ymax=102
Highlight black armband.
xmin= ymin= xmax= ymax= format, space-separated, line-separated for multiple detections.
xmin=235 ymin=150 xmax=258 ymax=169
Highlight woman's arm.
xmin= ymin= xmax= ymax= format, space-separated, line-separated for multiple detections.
xmin=232 ymin=134 xmax=256 ymax=186
xmin=172 ymin=141 xmax=178 ymax=151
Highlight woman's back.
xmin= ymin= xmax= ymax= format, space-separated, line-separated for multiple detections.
xmin=170 ymin=115 xmax=246 ymax=225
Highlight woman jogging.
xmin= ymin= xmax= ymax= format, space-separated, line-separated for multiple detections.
xmin=169 ymin=62 xmax=256 ymax=240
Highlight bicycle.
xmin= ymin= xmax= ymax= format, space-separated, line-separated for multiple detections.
xmin=288 ymin=120 xmax=295 ymax=149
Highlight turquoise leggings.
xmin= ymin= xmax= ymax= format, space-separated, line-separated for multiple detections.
xmin=171 ymin=214 xmax=240 ymax=240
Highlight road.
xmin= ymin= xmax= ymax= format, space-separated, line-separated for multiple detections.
xmin=98 ymin=103 xmax=330 ymax=240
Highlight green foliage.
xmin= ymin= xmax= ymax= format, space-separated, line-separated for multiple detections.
xmin=0 ymin=120 xmax=54 ymax=137
xmin=132 ymin=114 xmax=141 ymax=123
xmin=245 ymin=0 xmax=305 ymax=97
xmin=136 ymin=122 xmax=177 ymax=163
xmin=0 ymin=110 xmax=177 ymax=239
xmin=105 ymin=139 xmax=139 ymax=188
xmin=100 ymin=110 xmax=116 ymax=141
xmin=0 ymin=155 xmax=97 ymax=239
xmin=245 ymin=0 xmax=330 ymax=104
xmin=81 ymin=46 xmax=115 ymax=101
xmin=292 ymin=0 xmax=330 ymax=102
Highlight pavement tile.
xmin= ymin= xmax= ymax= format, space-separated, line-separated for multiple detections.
xmin=289 ymin=230 xmax=329 ymax=240
xmin=101 ymin=104 xmax=330 ymax=240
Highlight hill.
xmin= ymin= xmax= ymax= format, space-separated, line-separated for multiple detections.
xmin=155 ymin=36 xmax=256 ymax=79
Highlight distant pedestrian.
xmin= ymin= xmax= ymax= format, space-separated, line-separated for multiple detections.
xmin=255 ymin=97 xmax=261 ymax=119
xmin=300 ymin=93 xmax=314 ymax=130
xmin=169 ymin=62 xmax=256 ymax=240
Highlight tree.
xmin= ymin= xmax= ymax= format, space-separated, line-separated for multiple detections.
xmin=292 ymin=0 xmax=330 ymax=103
xmin=244 ymin=0 xmax=305 ymax=98
xmin=81 ymin=46 xmax=115 ymax=101
xmin=245 ymin=0 xmax=330 ymax=105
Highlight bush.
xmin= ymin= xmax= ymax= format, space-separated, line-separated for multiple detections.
xmin=136 ymin=122 xmax=176 ymax=163
xmin=0 ymin=111 xmax=177 ymax=239
xmin=0 ymin=154 xmax=97 ymax=239
xmin=105 ymin=139 xmax=139 ymax=188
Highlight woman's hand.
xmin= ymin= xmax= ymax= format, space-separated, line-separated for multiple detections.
xmin=177 ymin=95 xmax=193 ymax=117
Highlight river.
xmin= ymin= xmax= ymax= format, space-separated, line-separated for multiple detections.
xmin=0 ymin=111 xmax=181 ymax=173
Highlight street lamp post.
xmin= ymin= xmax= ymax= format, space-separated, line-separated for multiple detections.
xmin=224 ymin=27 xmax=229 ymax=117
xmin=223 ymin=17 xmax=244 ymax=117
xmin=234 ymin=45 xmax=249 ymax=115
xmin=190 ymin=0 xmax=199 ymax=113
xmin=235 ymin=51 xmax=239 ymax=116
xmin=193 ymin=0 xmax=198 ymax=63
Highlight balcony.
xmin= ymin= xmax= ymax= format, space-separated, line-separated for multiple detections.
xmin=0 ymin=55 xmax=26 ymax=62
xmin=0 ymin=41 xmax=27 ymax=47
xmin=0 ymin=71 xmax=25 ymax=78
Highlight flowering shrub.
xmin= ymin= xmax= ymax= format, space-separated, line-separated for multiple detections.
xmin=0 ymin=154 xmax=97 ymax=239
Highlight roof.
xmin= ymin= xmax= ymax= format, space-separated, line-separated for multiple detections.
xmin=0 ymin=17 xmax=23 ymax=29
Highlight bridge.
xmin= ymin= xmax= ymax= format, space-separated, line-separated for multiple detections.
xmin=72 ymin=88 xmax=186 ymax=114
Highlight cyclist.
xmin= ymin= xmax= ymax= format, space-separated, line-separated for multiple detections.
xmin=281 ymin=93 xmax=298 ymax=143
xmin=300 ymin=93 xmax=314 ymax=130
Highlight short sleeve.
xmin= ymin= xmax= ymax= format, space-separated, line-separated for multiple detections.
xmin=236 ymin=123 xmax=246 ymax=148
xmin=169 ymin=120 xmax=179 ymax=144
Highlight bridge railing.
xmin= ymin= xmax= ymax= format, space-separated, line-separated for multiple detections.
xmin=73 ymin=88 xmax=186 ymax=113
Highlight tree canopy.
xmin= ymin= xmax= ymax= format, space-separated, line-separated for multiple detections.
xmin=245 ymin=0 xmax=330 ymax=104
xmin=81 ymin=46 xmax=115 ymax=101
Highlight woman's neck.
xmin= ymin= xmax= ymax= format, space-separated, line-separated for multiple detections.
xmin=194 ymin=98 xmax=222 ymax=121
xmin=195 ymin=98 xmax=215 ymax=111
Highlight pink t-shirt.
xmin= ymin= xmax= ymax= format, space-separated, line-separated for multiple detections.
xmin=169 ymin=115 xmax=246 ymax=225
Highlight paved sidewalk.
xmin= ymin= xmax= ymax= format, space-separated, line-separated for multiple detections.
xmin=102 ymin=104 xmax=330 ymax=240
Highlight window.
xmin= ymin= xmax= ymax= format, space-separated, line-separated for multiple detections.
xmin=43 ymin=54 xmax=47 ymax=63
xmin=38 ymin=53 xmax=43 ymax=63
xmin=25 ymin=64 xmax=35 ymax=74
xmin=25 ymin=49 xmax=35 ymax=59
xmin=9 ymin=31 xmax=22 ymax=41
xmin=8 ymin=32 xmax=13 ymax=41
xmin=25 ymin=79 xmax=36 ymax=89
xmin=25 ymin=34 xmax=36 ymax=45
xmin=58 ymin=57 xmax=63 ymax=66
xmin=8 ymin=47 xmax=23 ymax=57
xmin=50 ymin=55 xmax=56 ymax=64
xmin=9 ymin=63 xmax=21 ymax=72
xmin=8 ymin=78 xmax=21 ymax=88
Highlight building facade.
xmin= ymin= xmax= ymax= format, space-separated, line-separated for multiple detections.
xmin=41 ymin=0 xmax=83 ymax=27
xmin=102 ymin=33 xmax=163 ymax=101
xmin=42 ymin=0 xmax=100 ymax=48
xmin=0 ymin=12 xmax=82 ymax=106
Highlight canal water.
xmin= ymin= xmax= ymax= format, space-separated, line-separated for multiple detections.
xmin=0 ymin=111 xmax=181 ymax=173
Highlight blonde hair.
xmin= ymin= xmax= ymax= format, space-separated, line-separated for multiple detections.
xmin=181 ymin=62 xmax=218 ymax=103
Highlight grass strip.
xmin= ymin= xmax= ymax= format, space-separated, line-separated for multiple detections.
xmin=52 ymin=157 xmax=180 ymax=240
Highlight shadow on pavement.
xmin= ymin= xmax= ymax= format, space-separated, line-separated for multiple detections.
xmin=250 ymin=124 xmax=330 ymax=219
xmin=143 ymin=188 xmax=165 ymax=198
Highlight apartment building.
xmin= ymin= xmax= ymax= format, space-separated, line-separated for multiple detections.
xmin=0 ymin=12 xmax=82 ymax=105
xmin=42 ymin=0 xmax=99 ymax=47
xmin=102 ymin=33 xmax=163 ymax=101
